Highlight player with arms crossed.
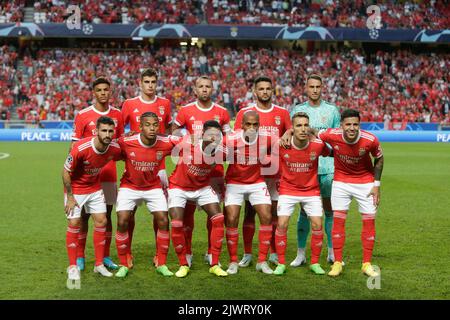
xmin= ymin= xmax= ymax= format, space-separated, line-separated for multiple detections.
xmin=63 ymin=116 xmax=122 ymax=283
xmin=114 ymin=112 xmax=182 ymax=278
xmin=168 ymin=120 xmax=228 ymax=278
xmin=288 ymin=74 xmax=340 ymax=266
xmin=314 ymin=109 xmax=384 ymax=277
xmin=274 ymin=112 xmax=331 ymax=275
xmin=171 ymin=75 xmax=231 ymax=267
xmin=121 ymin=68 xmax=172 ymax=267
xmin=71 ymin=77 xmax=124 ymax=271
xmin=224 ymin=110 xmax=275 ymax=275
xmin=234 ymin=76 xmax=291 ymax=267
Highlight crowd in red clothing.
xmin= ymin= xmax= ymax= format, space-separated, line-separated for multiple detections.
xmin=2 ymin=45 xmax=447 ymax=124
xmin=3 ymin=0 xmax=449 ymax=30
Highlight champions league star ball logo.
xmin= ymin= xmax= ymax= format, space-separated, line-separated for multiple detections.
xmin=82 ymin=23 xmax=94 ymax=35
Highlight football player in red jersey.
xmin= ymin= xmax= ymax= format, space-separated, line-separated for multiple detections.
xmin=121 ymin=68 xmax=172 ymax=267
xmin=234 ymin=76 xmax=290 ymax=268
xmin=71 ymin=77 xmax=124 ymax=271
xmin=171 ymin=76 xmax=231 ymax=267
xmin=314 ymin=109 xmax=384 ymax=278
xmin=224 ymin=110 xmax=275 ymax=275
xmin=64 ymin=116 xmax=122 ymax=283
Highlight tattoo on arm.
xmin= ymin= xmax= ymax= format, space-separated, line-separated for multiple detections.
xmin=62 ymin=169 xmax=73 ymax=196
xmin=373 ymin=156 xmax=384 ymax=181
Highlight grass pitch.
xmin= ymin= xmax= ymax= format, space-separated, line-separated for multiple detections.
xmin=0 ymin=142 xmax=449 ymax=300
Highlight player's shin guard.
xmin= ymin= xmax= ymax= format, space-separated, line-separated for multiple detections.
xmin=76 ymin=231 xmax=87 ymax=259
xmin=242 ymin=218 xmax=256 ymax=254
xmin=66 ymin=226 xmax=80 ymax=266
xmin=270 ymin=216 xmax=277 ymax=254
xmin=210 ymin=214 xmax=225 ymax=266
xmin=104 ymin=231 xmax=112 ymax=257
xmin=153 ymin=216 xmax=159 ymax=257
xmin=157 ymin=230 xmax=170 ymax=266
xmin=361 ymin=214 xmax=376 ymax=263
xmin=93 ymin=227 xmax=106 ymax=266
xmin=226 ymin=227 xmax=239 ymax=263
xmin=115 ymin=231 xmax=129 ymax=267
xmin=127 ymin=215 xmax=135 ymax=254
xmin=183 ymin=202 xmax=196 ymax=255
xmin=258 ymin=225 xmax=273 ymax=263
xmin=332 ymin=211 xmax=347 ymax=262
xmin=311 ymin=227 xmax=324 ymax=265
xmin=275 ymin=228 xmax=287 ymax=265
xmin=171 ymin=220 xmax=188 ymax=266
xmin=296 ymin=210 xmax=310 ymax=249
xmin=324 ymin=211 xmax=333 ymax=248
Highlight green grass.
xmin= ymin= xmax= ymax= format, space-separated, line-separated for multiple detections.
xmin=0 ymin=142 xmax=449 ymax=299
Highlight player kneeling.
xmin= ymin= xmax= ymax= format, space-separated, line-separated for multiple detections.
xmin=114 ymin=112 xmax=182 ymax=278
xmin=168 ymin=120 xmax=228 ymax=278
xmin=224 ymin=110 xmax=274 ymax=275
xmin=63 ymin=117 xmax=122 ymax=283
xmin=274 ymin=112 xmax=331 ymax=275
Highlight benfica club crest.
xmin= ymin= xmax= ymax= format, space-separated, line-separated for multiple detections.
xmin=214 ymin=115 xmax=220 ymax=122
xmin=159 ymin=106 xmax=165 ymax=115
xmin=156 ymin=151 xmax=164 ymax=161
xmin=107 ymin=156 xmax=114 ymax=161
xmin=310 ymin=152 xmax=317 ymax=161
xmin=359 ymin=148 xmax=366 ymax=156
xmin=275 ymin=116 xmax=281 ymax=125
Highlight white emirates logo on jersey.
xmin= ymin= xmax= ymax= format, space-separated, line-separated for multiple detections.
xmin=133 ymin=108 xmax=139 ymax=113
xmin=89 ymin=121 xmax=95 ymax=126
xmin=130 ymin=152 xmax=136 ymax=157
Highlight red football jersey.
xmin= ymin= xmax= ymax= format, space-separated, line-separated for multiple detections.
xmin=64 ymin=137 xmax=122 ymax=194
xmin=174 ymin=101 xmax=231 ymax=136
xmin=72 ymin=105 xmax=124 ymax=141
xmin=318 ymin=129 xmax=383 ymax=183
xmin=117 ymin=134 xmax=181 ymax=191
xmin=234 ymin=102 xmax=291 ymax=178
xmin=169 ymin=139 xmax=226 ymax=191
xmin=71 ymin=105 xmax=124 ymax=182
xmin=279 ymin=138 xmax=331 ymax=196
xmin=225 ymin=130 xmax=271 ymax=185
xmin=121 ymin=95 xmax=172 ymax=133
xmin=234 ymin=103 xmax=291 ymax=137
xmin=174 ymin=100 xmax=231 ymax=177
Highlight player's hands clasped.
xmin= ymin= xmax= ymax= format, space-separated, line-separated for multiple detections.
xmin=65 ymin=195 xmax=79 ymax=217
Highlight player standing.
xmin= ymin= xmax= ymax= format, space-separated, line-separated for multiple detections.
xmin=274 ymin=112 xmax=331 ymax=275
xmin=71 ymin=77 xmax=124 ymax=271
xmin=234 ymin=76 xmax=291 ymax=267
xmin=114 ymin=112 xmax=182 ymax=278
xmin=315 ymin=109 xmax=384 ymax=277
xmin=171 ymin=76 xmax=231 ymax=267
xmin=168 ymin=120 xmax=228 ymax=278
xmin=121 ymin=68 xmax=172 ymax=267
xmin=288 ymin=74 xmax=341 ymax=266
xmin=63 ymin=116 xmax=122 ymax=282
xmin=224 ymin=110 xmax=274 ymax=275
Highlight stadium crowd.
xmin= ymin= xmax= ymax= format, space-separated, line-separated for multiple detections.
xmin=1 ymin=44 xmax=448 ymax=124
xmin=1 ymin=0 xmax=449 ymax=29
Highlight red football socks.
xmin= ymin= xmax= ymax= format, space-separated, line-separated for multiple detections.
xmin=258 ymin=224 xmax=273 ymax=263
xmin=274 ymin=227 xmax=287 ymax=265
xmin=76 ymin=231 xmax=87 ymax=259
xmin=311 ymin=226 xmax=324 ymax=265
xmin=361 ymin=214 xmax=376 ymax=263
xmin=171 ymin=220 xmax=188 ymax=266
xmin=226 ymin=227 xmax=239 ymax=263
xmin=242 ymin=220 xmax=256 ymax=254
xmin=93 ymin=226 xmax=106 ymax=266
xmin=115 ymin=231 xmax=129 ymax=267
xmin=183 ymin=202 xmax=196 ymax=255
xmin=332 ymin=210 xmax=347 ymax=262
xmin=66 ymin=226 xmax=80 ymax=266
xmin=156 ymin=229 xmax=170 ymax=266
xmin=209 ymin=214 xmax=224 ymax=266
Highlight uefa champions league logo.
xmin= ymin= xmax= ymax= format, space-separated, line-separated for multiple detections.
xmin=66 ymin=5 xmax=94 ymax=35
xmin=366 ymin=5 xmax=382 ymax=40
